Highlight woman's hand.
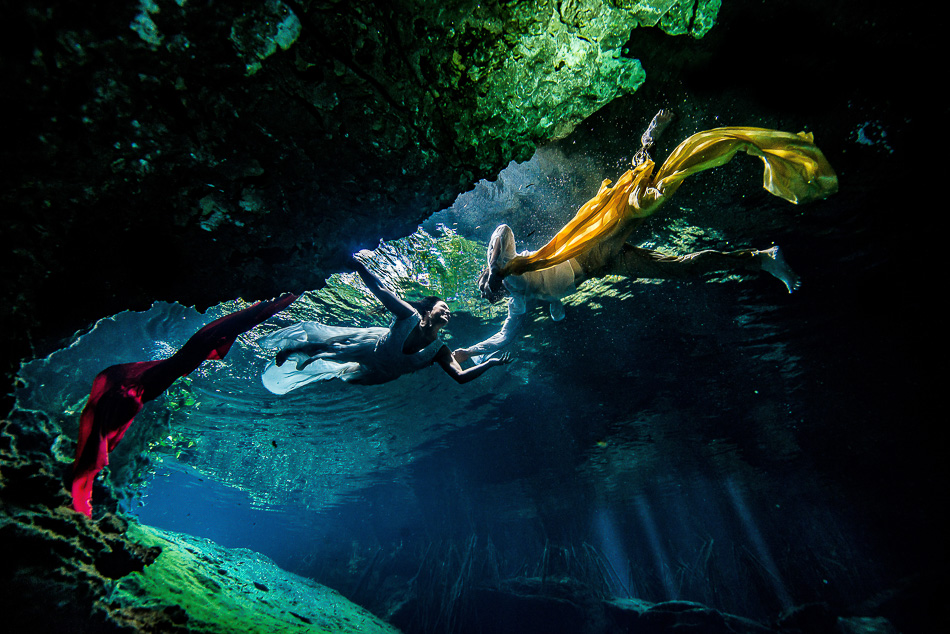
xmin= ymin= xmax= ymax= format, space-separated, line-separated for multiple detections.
xmin=453 ymin=348 xmax=472 ymax=363
xmin=347 ymin=255 xmax=416 ymax=320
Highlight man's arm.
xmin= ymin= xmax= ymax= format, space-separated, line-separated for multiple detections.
xmin=436 ymin=346 xmax=512 ymax=384
xmin=453 ymin=299 xmax=525 ymax=363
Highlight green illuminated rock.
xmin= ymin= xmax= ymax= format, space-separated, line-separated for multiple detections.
xmin=231 ymin=0 xmax=303 ymax=76
xmin=615 ymin=0 xmax=722 ymax=38
xmin=114 ymin=523 xmax=400 ymax=633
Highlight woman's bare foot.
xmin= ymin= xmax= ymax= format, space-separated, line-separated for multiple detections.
xmin=759 ymin=246 xmax=801 ymax=293
xmin=641 ymin=109 xmax=674 ymax=148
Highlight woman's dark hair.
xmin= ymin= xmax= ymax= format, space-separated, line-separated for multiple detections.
xmin=408 ymin=295 xmax=443 ymax=316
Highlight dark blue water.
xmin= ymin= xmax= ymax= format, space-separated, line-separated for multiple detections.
xmin=17 ymin=143 xmax=931 ymax=629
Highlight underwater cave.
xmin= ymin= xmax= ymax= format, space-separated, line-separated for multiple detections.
xmin=2 ymin=1 xmax=938 ymax=633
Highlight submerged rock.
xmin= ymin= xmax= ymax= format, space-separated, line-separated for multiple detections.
xmin=0 ymin=408 xmax=398 ymax=633
xmin=0 ymin=413 xmax=160 ymax=631
xmin=606 ymin=598 xmax=775 ymax=633
xmin=113 ymin=522 xmax=401 ymax=634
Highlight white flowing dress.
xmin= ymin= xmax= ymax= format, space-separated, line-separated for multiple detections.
xmin=259 ymin=314 xmax=443 ymax=394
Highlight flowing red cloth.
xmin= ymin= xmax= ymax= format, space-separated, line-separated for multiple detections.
xmin=70 ymin=294 xmax=297 ymax=516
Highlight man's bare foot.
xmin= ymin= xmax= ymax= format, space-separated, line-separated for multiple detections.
xmin=759 ymin=246 xmax=801 ymax=293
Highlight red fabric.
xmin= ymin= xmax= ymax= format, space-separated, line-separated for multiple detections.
xmin=70 ymin=294 xmax=297 ymax=516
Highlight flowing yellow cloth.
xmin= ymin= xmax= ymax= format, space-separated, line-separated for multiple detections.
xmin=502 ymin=127 xmax=838 ymax=275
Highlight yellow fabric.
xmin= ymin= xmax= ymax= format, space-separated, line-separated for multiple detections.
xmin=502 ymin=127 xmax=838 ymax=275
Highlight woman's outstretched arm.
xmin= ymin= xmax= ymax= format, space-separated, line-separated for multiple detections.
xmin=435 ymin=345 xmax=512 ymax=384
xmin=347 ymin=256 xmax=416 ymax=320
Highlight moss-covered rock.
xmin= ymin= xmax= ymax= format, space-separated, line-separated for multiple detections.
xmin=1 ymin=407 xmax=400 ymax=633
xmin=114 ymin=523 xmax=401 ymax=633
xmin=0 ymin=413 xmax=161 ymax=631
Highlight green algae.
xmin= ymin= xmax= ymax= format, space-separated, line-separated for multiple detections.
xmin=616 ymin=0 xmax=721 ymax=38
xmin=230 ymin=0 xmax=303 ymax=75
xmin=458 ymin=0 xmax=725 ymax=154
xmin=115 ymin=523 xmax=400 ymax=633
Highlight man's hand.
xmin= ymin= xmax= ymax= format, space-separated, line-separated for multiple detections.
xmin=478 ymin=267 xmax=508 ymax=303
xmin=488 ymin=352 xmax=512 ymax=366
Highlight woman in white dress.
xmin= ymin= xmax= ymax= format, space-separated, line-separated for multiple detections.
xmin=260 ymin=256 xmax=511 ymax=394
